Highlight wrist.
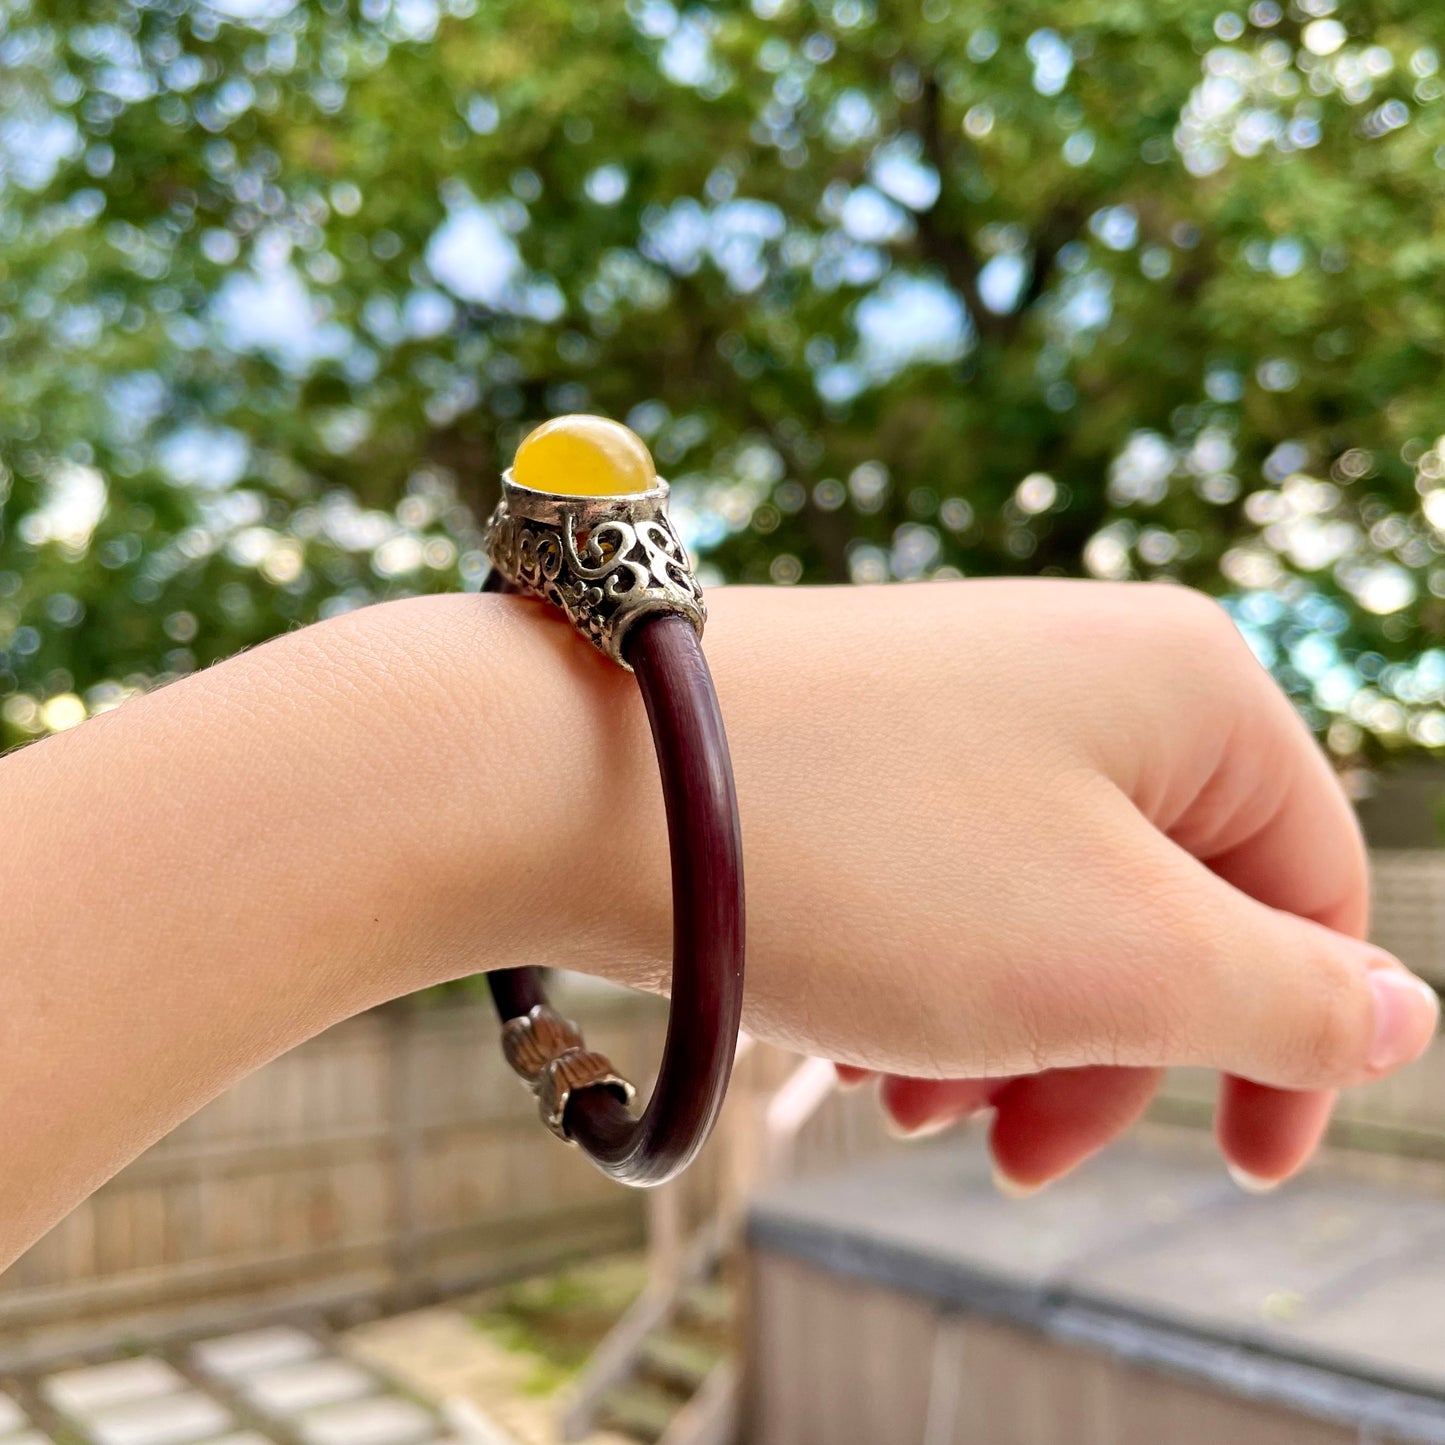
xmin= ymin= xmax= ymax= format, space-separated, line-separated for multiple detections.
xmin=346 ymin=592 xmax=672 ymax=998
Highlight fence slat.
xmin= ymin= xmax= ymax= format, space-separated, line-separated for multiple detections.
xmin=0 ymin=987 xmax=666 ymax=1360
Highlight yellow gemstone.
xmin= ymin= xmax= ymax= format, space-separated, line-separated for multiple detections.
xmin=512 ymin=414 xmax=657 ymax=497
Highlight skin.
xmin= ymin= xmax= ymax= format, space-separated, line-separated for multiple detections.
xmin=0 ymin=580 xmax=1436 ymax=1269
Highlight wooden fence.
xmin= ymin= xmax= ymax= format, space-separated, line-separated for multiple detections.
xmin=0 ymin=982 xmax=666 ymax=1368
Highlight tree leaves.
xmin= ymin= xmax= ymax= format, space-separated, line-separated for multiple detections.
xmin=4 ymin=0 xmax=1445 ymax=753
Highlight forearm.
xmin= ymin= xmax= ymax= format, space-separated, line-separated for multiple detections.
xmin=1 ymin=579 xmax=1434 ymax=1258
xmin=0 ymin=591 xmax=665 ymax=1265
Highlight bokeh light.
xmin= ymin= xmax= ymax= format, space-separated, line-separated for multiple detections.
xmin=4 ymin=0 xmax=1445 ymax=758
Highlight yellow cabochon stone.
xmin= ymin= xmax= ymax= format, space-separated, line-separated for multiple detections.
xmin=512 ymin=414 xmax=657 ymax=497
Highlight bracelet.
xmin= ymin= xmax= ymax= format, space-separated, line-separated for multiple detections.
xmin=479 ymin=415 xmax=745 ymax=1186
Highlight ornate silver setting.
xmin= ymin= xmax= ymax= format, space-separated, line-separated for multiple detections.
xmin=500 ymin=1004 xmax=636 ymax=1142
xmin=484 ymin=472 xmax=706 ymax=670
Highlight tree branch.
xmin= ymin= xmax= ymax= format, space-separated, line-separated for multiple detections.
xmin=1017 ymin=203 xmax=1087 ymax=313
xmin=913 ymin=71 xmax=1005 ymax=340
xmin=914 ymin=70 xmax=1085 ymax=339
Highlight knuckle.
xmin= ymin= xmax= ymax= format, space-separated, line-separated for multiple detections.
xmin=1288 ymin=947 xmax=1370 ymax=1083
xmin=1154 ymin=587 xmax=1268 ymax=709
xmin=1165 ymin=587 xmax=1241 ymax=656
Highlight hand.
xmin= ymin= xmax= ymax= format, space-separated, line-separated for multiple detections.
xmin=647 ymin=581 xmax=1438 ymax=1194
xmin=1 ymin=580 xmax=1434 ymax=1266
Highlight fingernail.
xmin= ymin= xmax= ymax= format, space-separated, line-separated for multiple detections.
xmin=1368 ymin=970 xmax=1440 ymax=1072
xmin=1227 ymin=1163 xmax=1281 ymax=1195
xmin=992 ymin=1165 xmax=1043 ymax=1200
xmin=885 ymin=1113 xmax=956 ymax=1141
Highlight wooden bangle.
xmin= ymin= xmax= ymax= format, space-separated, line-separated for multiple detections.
xmin=480 ymin=470 xmax=745 ymax=1186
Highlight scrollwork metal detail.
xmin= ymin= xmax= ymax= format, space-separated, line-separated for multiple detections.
xmin=484 ymin=474 xmax=705 ymax=669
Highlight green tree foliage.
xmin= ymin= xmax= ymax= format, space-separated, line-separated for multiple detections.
xmin=4 ymin=0 xmax=1445 ymax=753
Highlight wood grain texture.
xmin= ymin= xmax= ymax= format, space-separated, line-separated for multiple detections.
xmin=746 ymin=1253 xmax=1362 ymax=1445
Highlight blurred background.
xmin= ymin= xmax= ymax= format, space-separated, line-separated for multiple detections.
xmin=6 ymin=1 xmax=1445 ymax=1443
xmin=6 ymin=0 xmax=1445 ymax=758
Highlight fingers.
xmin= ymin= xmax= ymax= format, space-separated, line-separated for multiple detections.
xmin=1128 ymin=595 xmax=1405 ymax=1180
xmin=1135 ymin=834 xmax=1439 ymax=1091
xmin=857 ymin=1064 xmax=1158 ymax=1193
xmin=836 ymin=816 xmax=1438 ymax=1189
xmin=842 ymin=1066 xmax=1010 ymax=1133
xmin=1215 ymin=1077 xmax=1336 ymax=1190
xmin=1146 ymin=594 xmax=1371 ymax=938
xmin=857 ymin=1059 xmax=1343 ymax=1192
xmin=831 ymin=591 xmax=1437 ymax=1189
xmin=989 ymin=1066 xmax=1161 ymax=1193
xmin=879 ymin=1075 xmax=1011 ymax=1136
xmin=1008 ymin=780 xmax=1439 ymax=1091
xmin=954 ymin=804 xmax=1438 ymax=1091
xmin=1148 ymin=614 xmax=1367 ymax=1183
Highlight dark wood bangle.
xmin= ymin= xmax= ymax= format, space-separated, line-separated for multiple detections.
xmin=479 ymin=479 xmax=745 ymax=1187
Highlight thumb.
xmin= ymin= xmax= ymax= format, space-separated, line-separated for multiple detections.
xmin=1152 ymin=846 xmax=1438 ymax=1091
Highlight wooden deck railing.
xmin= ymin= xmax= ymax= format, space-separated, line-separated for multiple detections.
xmin=0 ymin=985 xmax=667 ymax=1367
xmin=559 ymin=1037 xmax=895 ymax=1445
